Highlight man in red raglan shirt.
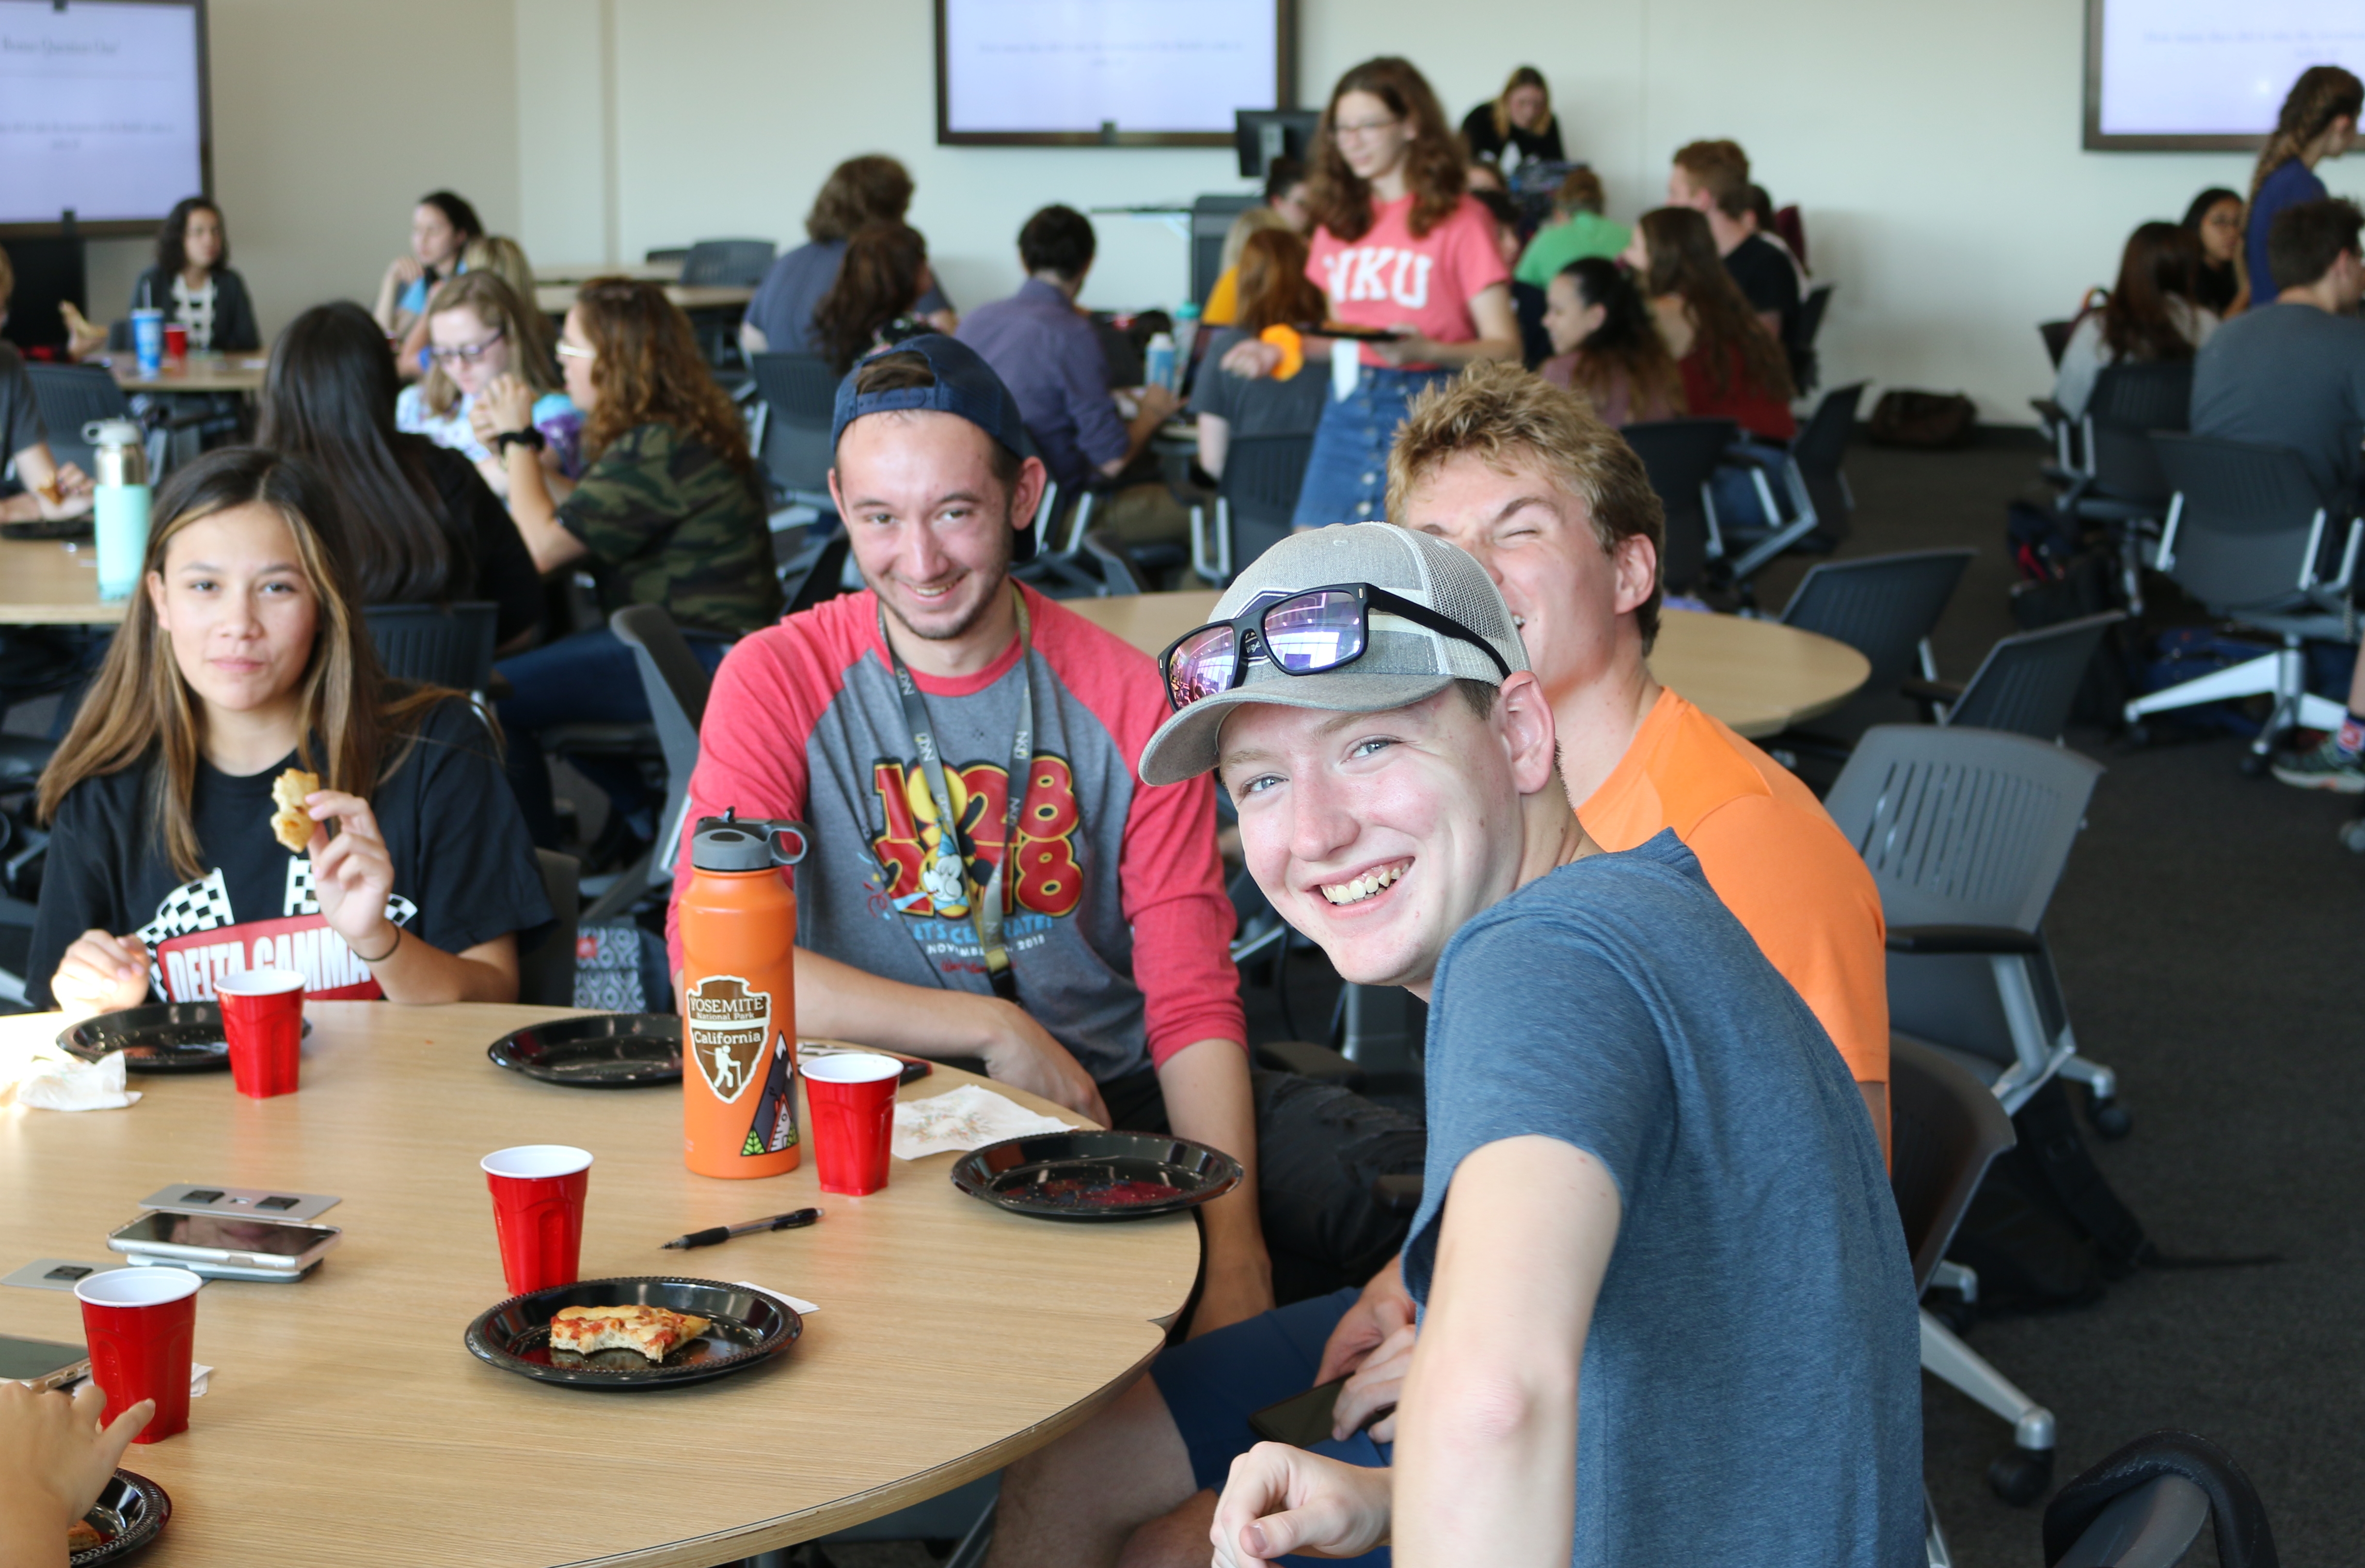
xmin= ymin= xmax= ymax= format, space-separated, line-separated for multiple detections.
xmin=667 ymin=335 xmax=1275 ymax=1331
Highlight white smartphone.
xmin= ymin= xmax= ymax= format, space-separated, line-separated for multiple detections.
xmin=0 ymin=1335 xmax=94 ymax=1391
xmin=108 ymin=1211 xmax=341 ymax=1280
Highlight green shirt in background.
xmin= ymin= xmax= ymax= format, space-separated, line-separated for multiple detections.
xmin=1515 ymin=211 xmax=1634 ymax=288
xmin=557 ymin=421 xmax=782 ymax=638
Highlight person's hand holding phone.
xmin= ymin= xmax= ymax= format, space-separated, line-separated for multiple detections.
xmin=1314 ymin=1252 xmax=1416 ymax=1442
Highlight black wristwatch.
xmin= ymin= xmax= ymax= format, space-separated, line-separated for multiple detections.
xmin=492 ymin=427 xmax=546 ymax=453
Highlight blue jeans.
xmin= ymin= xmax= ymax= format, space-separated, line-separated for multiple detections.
xmin=1290 ymin=367 xmax=1453 ymax=530
xmin=495 ymin=626 xmax=730 ymax=849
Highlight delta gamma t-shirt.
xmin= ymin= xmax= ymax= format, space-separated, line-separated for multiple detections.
xmin=29 ymin=699 xmax=551 ymax=1008
xmin=1403 ymin=833 xmax=1922 ymax=1568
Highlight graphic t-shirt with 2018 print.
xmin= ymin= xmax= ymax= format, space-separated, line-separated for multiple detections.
xmin=27 ymin=699 xmax=551 ymax=1009
xmin=665 ymin=586 xmax=1242 ymax=1087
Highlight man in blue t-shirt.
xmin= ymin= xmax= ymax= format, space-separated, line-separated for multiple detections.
xmin=984 ymin=523 xmax=1919 ymax=1568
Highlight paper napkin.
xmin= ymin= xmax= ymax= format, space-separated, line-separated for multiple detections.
xmin=3 ymin=1043 xmax=140 ymax=1111
xmin=731 ymin=1283 xmax=820 ymax=1315
xmin=891 ymin=1083 xmax=1071 ymax=1160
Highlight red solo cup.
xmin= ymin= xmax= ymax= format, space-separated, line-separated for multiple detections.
xmin=217 ymin=967 xmax=305 ymax=1098
xmin=162 ymin=323 xmax=188 ymax=362
xmin=76 ymin=1268 xmax=202 ymax=1443
xmin=804 ymin=1055 xmax=903 ymax=1196
xmin=481 ymin=1145 xmax=592 ymax=1296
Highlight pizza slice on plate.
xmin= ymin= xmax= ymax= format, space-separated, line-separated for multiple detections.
xmin=547 ymin=1304 xmax=712 ymax=1362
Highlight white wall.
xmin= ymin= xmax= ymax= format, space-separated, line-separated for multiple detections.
xmin=64 ymin=0 xmax=2339 ymax=420
xmin=81 ymin=0 xmax=522 ymax=346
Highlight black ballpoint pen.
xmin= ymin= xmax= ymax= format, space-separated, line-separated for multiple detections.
xmin=661 ymin=1208 xmax=824 ymax=1250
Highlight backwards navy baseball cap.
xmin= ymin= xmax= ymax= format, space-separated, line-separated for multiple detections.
xmin=830 ymin=334 xmax=1041 ymax=559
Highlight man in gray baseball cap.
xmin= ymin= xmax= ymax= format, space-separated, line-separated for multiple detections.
xmin=991 ymin=523 xmax=1919 ymax=1568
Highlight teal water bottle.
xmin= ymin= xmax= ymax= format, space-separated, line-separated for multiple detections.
xmin=87 ymin=419 xmax=152 ymax=602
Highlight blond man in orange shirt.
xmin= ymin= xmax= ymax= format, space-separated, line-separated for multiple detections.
xmin=1386 ymin=360 xmax=1889 ymax=1142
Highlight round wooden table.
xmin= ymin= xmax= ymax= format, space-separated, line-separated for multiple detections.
xmin=0 ymin=1004 xmax=1197 ymax=1566
xmin=1067 ymin=591 xmax=1871 ymax=739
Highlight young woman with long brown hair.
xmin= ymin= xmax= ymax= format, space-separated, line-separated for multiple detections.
xmin=30 ymin=446 xmax=549 ymax=1017
xmin=478 ymin=277 xmax=781 ymax=849
xmin=1187 ymin=226 xmax=1332 ymax=481
xmin=2182 ymin=187 xmax=2245 ymax=316
xmin=2244 ymin=66 xmax=2360 ymax=295
xmin=741 ymin=154 xmax=958 ymax=356
xmin=1540 ymin=256 xmax=1685 ymax=426
xmin=810 ymin=220 xmax=935 ymax=373
xmin=1222 ymin=56 xmax=1521 ymax=527
xmin=1626 ymin=206 xmax=1795 ymax=439
xmin=2051 ymin=222 xmax=2215 ymax=420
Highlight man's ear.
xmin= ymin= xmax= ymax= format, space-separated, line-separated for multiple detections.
xmin=1496 ymin=671 xmax=1560 ymax=796
xmin=1611 ymin=532 xmax=1658 ymax=618
xmin=825 ymin=463 xmax=846 ymax=521
xmin=1010 ymin=455 xmax=1049 ymax=538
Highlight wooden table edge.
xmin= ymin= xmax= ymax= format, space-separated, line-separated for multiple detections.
xmin=558 ymin=1323 xmax=1167 ymax=1565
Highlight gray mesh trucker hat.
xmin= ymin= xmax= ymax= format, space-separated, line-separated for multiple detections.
xmin=1138 ymin=523 xmax=1528 ymax=786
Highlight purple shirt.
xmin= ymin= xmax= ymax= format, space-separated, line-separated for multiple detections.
xmin=955 ymin=279 xmax=1127 ymax=494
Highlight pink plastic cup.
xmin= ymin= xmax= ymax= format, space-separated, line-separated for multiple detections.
xmin=77 ymin=1268 xmax=202 ymax=1443
xmin=481 ymin=1145 xmax=592 ymax=1296
xmin=804 ymin=1055 xmax=903 ymax=1196
xmin=217 ymin=967 xmax=305 ymax=1097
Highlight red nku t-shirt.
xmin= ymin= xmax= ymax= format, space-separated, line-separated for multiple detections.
xmin=1307 ymin=192 xmax=1511 ymax=367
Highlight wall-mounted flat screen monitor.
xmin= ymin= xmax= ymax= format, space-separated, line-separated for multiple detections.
xmin=936 ymin=0 xmax=1294 ymax=146
xmin=2086 ymin=0 xmax=2365 ymax=149
xmin=0 ymin=0 xmax=209 ymax=235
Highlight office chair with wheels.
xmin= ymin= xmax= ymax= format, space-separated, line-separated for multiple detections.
xmin=1715 ymin=381 xmax=1870 ymax=590
xmin=1770 ymin=548 xmax=1975 ymax=755
xmin=25 ymin=364 xmax=172 ymax=482
xmin=1620 ymin=417 xmax=1740 ymax=595
xmin=1823 ymin=724 xmax=2118 ymax=1127
xmin=1890 ymin=1037 xmax=2058 ymax=1520
xmin=362 ymin=602 xmax=499 ymax=695
xmin=1080 ymin=530 xmax=1147 ymax=595
xmin=517 ymin=851 xmax=581 ymax=1007
xmin=1906 ymin=611 xmax=2125 ymax=742
xmin=1189 ymin=432 xmax=1312 ymax=585
xmin=2122 ymin=433 xmax=2361 ymax=770
xmin=2054 ymin=361 xmax=2192 ymax=611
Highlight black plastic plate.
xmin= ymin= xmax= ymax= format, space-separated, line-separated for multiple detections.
xmin=951 ymin=1130 xmax=1243 ymax=1221
xmin=72 ymin=1469 xmax=170 ymax=1564
xmin=486 ymin=1013 xmax=682 ymax=1087
xmin=59 ymin=1003 xmax=311 ymax=1073
xmin=464 ymin=1276 xmax=801 ymax=1389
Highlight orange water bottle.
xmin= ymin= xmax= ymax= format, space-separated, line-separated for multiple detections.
xmin=678 ymin=814 xmax=809 ymax=1179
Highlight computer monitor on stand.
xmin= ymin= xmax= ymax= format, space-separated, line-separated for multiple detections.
xmin=1235 ymin=110 xmax=1321 ymax=179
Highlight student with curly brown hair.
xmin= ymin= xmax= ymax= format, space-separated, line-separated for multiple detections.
xmin=481 ymin=277 xmax=780 ymax=847
xmin=741 ymin=155 xmax=957 ymax=357
xmin=810 ymin=221 xmax=936 ymax=374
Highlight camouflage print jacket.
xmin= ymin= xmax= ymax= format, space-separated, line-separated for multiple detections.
xmin=557 ymin=421 xmax=782 ymax=636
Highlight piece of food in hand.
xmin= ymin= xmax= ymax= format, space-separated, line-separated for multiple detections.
xmin=1258 ymin=324 xmax=1305 ymax=381
xmin=547 ymin=1304 xmax=712 ymax=1363
xmin=68 ymin=1519 xmax=105 ymax=1550
xmin=270 ymin=768 xmax=320 ymax=852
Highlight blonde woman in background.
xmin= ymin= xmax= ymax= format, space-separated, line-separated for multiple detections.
xmin=395 ymin=270 xmax=582 ymax=498
xmin=1460 ymin=64 xmax=1563 ymax=171
xmin=396 ymin=231 xmax=545 ymax=380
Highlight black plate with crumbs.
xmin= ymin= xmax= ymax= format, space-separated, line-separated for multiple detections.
xmin=59 ymin=1003 xmax=312 ymax=1073
xmin=951 ymin=1130 xmax=1243 ymax=1221
xmin=486 ymin=1013 xmax=682 ymax=1087
xmin=464 ymin=1276 xmax=800 ymax=1389
xmin=72 ymin=1469 xmax=171 ymax=1564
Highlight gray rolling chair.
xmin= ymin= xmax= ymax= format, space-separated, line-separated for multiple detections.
xmin=1824 ymin=724 xmax=2118 ymax=1127
xmin=748 ymin=351 xmax=838 ymax=511
xmin=1080 ymin=529 xmax=1147 ymax=595
xmin=2054 ymin=361 xmax=2191 ymax=611
xmin=1716 ymin=380 xmax=1870 ymax=590
xmin=679 ymin=239 xmax=777 ymax=286
xmin=1620 ymin=416 xmax=1738 ymax=596
xmin=1890 ymin=1037 xmax=2058 ymax=1526
xmin=1771 ymin=548 xmax=1975 ymax=754
xmin=1188 ymin=431 xmax=1313 ymax=586
xmin=2122 ymin=433 xmax=2360 ymax=771
xmin=517 ymin=850 xmax=580 ymax=1007
xmin=1905 ymin=611 xmax=2124 ymax=742
xmin=363 ymin=602 xmax=499 ymax=694
xmin=25 ymin=363 xmax=170 ymax=482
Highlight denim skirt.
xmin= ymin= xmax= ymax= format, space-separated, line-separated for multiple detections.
xmin=1289 ymin=366 xmax=1454 ymax=529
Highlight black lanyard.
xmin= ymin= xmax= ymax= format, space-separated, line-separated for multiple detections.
xmin=879 ymin=590 xmax=1032 ymax=1002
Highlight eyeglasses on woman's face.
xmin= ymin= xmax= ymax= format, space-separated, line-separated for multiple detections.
xmin=1332 ymin=115 xmax=1402 ymax=143
xmin=556 ymin=341 xmax=595 ymax=360
xmin=428 ymin=328 xmax=506 ymax=365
